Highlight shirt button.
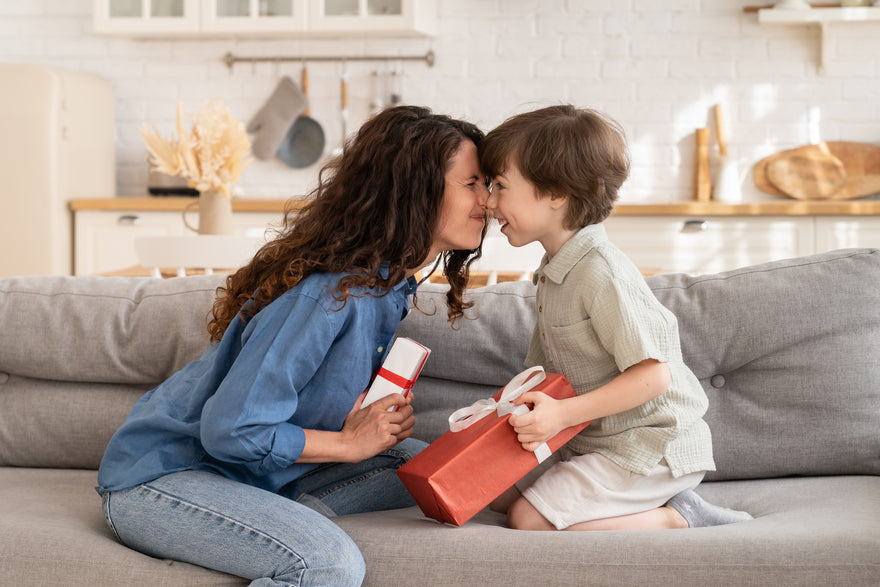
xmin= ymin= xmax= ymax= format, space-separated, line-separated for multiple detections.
xmin=538 ymin=305 xmax=542 ymax=312
xmin=540 ymin=276 xmax=546 ymax=283
xmin=541 ymin=333 xmax=546 ymax=340
xmin=377 ymin=346 xmax=384 ymax=353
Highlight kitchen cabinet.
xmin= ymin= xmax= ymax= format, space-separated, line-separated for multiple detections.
xmin=200 ymin=0 xmax=308 ymax=34
xmin=71 ymin=199 xmax=880 ymax=277
xmin=93 ymin=0 xmax=435 ymax=36
xmin=93 ymin=0 xmax=201 ymax=35
xmin=307 ymin=0 xmax=436 ymax=36
xmin=814 ymin=216 xmax=880 ymax=252
xmin=72 ymin=200 xmax=286 ymax=275
xmin=603 ymin=216 xmax=815 ymax=275
xmin=605 ymin=208 xmax=880 ymax=276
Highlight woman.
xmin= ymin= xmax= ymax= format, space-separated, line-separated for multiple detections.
xmin=97 ymin=105 xmax=489 ymax=586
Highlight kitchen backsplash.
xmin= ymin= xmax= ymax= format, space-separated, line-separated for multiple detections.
xmin=1 ymin=0 xmax=878 ymax=202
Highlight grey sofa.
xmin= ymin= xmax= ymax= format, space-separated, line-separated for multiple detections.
xmin=1 ymin=248 xmax=878 ymax=586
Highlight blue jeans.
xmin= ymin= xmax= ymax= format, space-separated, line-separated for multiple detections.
xmin=101 ymin=438 xmax=425 ymax=587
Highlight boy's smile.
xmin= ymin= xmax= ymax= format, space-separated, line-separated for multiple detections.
xmin=487 ymin=163 xmax=574 ymax=258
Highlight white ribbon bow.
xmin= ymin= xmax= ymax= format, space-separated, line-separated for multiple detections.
xmin=447 ymin=366 xmax=553 ymax=463
xmin=448 ymin=366 xmax=546 ymax=432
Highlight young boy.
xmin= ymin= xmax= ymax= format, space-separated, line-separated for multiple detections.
xmin=481 ymin=105 xmax=751 ymax=531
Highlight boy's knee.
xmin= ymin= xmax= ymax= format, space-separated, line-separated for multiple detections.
xmin=507 ymin=496 xmax=554 ymax=531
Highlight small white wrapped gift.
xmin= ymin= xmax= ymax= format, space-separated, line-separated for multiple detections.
xmin=362 ymin=337 xmax=431 ymax=411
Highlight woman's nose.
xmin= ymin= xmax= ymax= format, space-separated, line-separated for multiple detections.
xmin=477 ymin=181 xmax=490 ymax=207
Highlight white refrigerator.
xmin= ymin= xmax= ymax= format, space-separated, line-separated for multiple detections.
xmin=0 ymin=63 xmax=115 ymax=277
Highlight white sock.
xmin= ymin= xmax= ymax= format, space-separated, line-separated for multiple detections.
xmin=666 ymin=489 xmax=753 ymax=528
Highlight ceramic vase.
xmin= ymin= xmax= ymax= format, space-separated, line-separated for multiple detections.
xmin=183 ymin=190 xmax=234 ymax=235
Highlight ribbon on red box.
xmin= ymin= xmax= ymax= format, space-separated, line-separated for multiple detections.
xmin=447 ymin=366 xmax=552 ymax=462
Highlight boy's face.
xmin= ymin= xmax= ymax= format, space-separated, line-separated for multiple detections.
xmin=488 ymin=163 xmax=566 ymax=251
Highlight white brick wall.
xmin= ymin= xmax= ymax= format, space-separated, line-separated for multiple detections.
xmin=1 ymin=0 xmax=878 ymax=202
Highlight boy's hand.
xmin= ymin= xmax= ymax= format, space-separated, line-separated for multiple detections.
xmin=508 ymin=391 xmax=566 ymax=452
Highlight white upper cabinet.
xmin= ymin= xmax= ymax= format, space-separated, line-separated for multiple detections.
xmin=93 ymin=0 xmax=435 ymax=36
xmin=93 ymin=0 xmax=201 ymax=35
xmin=200 ymin=0 xmax=308 ymax=34
xmin=308 ymin=0 xmax=436 ymax=36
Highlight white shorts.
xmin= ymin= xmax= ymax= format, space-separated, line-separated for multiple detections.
xmin=518 ymin=448 xmax=704 ymax=530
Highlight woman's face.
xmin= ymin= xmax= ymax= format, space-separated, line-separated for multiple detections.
xmin=430 ymin=140 xmax=489 ymax=257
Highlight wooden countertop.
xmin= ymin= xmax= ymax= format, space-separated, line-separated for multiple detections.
xmin=69 ymin=197 xmax=307 ymax=213
xmin=70 ymin=197 xmax=880 ymax=216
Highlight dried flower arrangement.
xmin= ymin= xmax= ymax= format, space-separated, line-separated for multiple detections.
xmin=141 ymin=97 xmax=252 ymax=197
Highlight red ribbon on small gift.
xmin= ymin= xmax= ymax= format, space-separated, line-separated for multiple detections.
xmin=374 ymin=367 xmax=414 ymax=393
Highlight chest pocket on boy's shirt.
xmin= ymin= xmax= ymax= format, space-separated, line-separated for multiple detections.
xmin=546 ymin=319 xmax=618 ymax=393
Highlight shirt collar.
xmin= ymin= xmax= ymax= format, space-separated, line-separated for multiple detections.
xmin=376 ymin=262 xmax=418 ymax=295
xmin=533 ymin=224 xmax=608 ymax=285
xmin=396 ymin=274 xmax=419 ymax=296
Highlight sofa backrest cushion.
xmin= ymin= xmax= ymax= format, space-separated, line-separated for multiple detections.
xmin=649 ymin=248 xmax=880 ymax=480
xmin=401 ymin=248 xmax=880 ymax=481
xmin=1 ymin=249 xmax=877 ymax=479
xmin=0 ymin=275 xmax=220 ymax=384
xmin=0 ymin=275 xmax=222 ymax=468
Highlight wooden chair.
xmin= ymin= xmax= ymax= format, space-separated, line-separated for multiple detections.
xmin=134 ymin=235 xmax=264 ymax=278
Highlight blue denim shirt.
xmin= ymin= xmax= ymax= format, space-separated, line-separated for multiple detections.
xmin=97 ymin=270 xmax=418 ymax=494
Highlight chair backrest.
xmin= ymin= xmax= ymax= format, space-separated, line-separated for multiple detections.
xmin=134 ymin=235 xmax=263 ymax=278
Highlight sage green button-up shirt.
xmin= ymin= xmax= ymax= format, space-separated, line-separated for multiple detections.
xmin=526 ymin=224 xmax=715 ymax=478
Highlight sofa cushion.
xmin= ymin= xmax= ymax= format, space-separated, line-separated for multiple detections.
xmin=0 ymin=376 xmax=146 ymax=468
xmin=0 ymin=274 xmax=221 ymax=384
xmin=1 ymin=250 xmax=877 ymax=480
xmin=0 ymin=275 xmax=223 ymax=468
xmin=3 ymin=467 xmax=875 ymax=586
xmin=400 ymin=249 xmax=880 ymax=481
xmin=648 ymin=248 xmax=880 ymax=480
xmin=337 ymin=475 xmax=880 ymax=586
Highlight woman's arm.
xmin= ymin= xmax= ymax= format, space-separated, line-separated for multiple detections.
xmin=509 ymin=359 xmax=670 ymax=451
xmin=299 ymin=391 xmax=416 ymax=463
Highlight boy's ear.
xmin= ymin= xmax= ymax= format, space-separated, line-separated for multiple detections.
xmin=547 ymin=192 xmax=569 ymax=211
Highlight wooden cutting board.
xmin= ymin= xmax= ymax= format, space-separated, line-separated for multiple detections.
xmin=754 ymin=141 xmax=880 ymax=200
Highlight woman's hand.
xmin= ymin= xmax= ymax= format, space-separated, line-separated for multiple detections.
xmin=507 ymin=391 xmax=568 ymax=452
xmin=299 ymin=391 xmax=415 ymax=464
xmin=338 ymin=391 xmax=416 ymax=462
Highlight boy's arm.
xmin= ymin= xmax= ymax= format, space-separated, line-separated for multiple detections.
xmin=509 ymin=359 xmax=670 ymax=451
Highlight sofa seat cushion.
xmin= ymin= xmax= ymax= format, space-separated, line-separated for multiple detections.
xmin=3 ymin=467 xmax=876 ymax=586
xmin=0 ymin=468 xmax=245 ymax=586
xmin=337 ymin=476 xmax=880 ymax=586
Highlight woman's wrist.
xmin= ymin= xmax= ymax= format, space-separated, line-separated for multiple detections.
xmin=300 ymin=429 xmax=359 ymax=464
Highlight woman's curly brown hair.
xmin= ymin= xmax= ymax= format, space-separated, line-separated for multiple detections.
xmin=207 ymin=105 xmax=485 ymax=343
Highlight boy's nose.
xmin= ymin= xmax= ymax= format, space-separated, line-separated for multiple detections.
xmin=484 ymin=188 xmax=496 ymax=209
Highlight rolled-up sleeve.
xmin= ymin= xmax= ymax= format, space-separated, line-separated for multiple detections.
xmin=200 ymin=293 xmax=335 ymax=476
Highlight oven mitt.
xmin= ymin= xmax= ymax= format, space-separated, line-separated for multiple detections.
xmin=247 ymin=76 xmax=308 ymax=160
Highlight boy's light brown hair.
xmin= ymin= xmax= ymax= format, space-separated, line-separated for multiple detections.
xmin=480 ymin=105 xmax=630 ymax=229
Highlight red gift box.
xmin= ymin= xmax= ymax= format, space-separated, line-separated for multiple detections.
xmin=397 ymin=368 xmax=590 ymax=526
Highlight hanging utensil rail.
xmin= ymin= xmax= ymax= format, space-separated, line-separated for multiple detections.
xmin=222 ymin=50 xmax=435 ymax=70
